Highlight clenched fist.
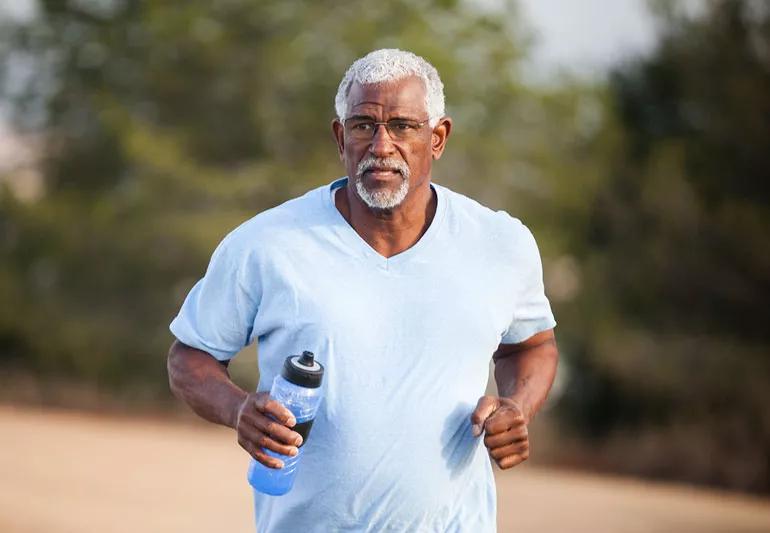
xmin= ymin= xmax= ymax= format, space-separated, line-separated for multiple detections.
xmin=470 ymin=395 xmax=530 ymax=470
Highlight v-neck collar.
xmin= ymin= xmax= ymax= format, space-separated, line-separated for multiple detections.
xmin=323 ymin=177 xmax=447 ymax=271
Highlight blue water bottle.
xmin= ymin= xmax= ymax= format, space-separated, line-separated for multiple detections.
xmin=247 ymin=350 xmax=324 ymax=496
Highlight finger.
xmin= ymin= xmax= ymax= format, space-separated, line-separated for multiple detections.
xmin=489 ymin=440 xmax=529 ymax=461
xmin=470 ymin=396 xmax=500 ymax=436
xmin=497 ymin=451 xmax=529 ymax=470
xmin=484 ymin=407 xmax=526 ymax=435
xmin=253 ymin=429 xmax=300 ymax=457
xmin=253 ymin=415 xmax=304 ymax=447
xmin=238 ymin=433 xmax=284 ymax=469
xmin=255 ymin=395 xmax=296 ymax=427
xmin=484 ymin=425 xmax=528 ymax=449
xmin=238 ymin=423 xmax=299 ymax=457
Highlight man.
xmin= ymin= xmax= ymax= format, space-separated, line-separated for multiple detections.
xmin=167 ymin=48 xmax=558 ymax=532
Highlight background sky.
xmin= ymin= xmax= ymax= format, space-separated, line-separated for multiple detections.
xmin=0 ymin=0 xmax=669 ymax=76
xmin=518 ymin=0 xmax=659 ymax=78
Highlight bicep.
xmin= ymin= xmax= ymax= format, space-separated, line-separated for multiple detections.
xmin=168 ymin=340 xmax=232 ymax=373
xmin=493 ymin=328 xmax=557 ymax=362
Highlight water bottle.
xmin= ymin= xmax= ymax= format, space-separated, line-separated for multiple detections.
xmin=247 ymin=350 xmax=324 ymax=496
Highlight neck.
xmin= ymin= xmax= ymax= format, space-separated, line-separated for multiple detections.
xmin=335 ymin=177 xmax=437 ymax=258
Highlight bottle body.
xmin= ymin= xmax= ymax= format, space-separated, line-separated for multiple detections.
xmin=247 ymin=374 xmax=323 ymax=496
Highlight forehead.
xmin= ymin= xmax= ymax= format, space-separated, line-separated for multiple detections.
xmin=346 ymin=76 xmax=427 ymax=117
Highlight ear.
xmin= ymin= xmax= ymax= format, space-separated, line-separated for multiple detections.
xmin=332 ymin=119 xmax=345 ymax=161
xmin=430 ymin=117 xmax=452 ymax=160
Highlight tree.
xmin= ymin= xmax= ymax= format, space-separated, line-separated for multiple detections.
xmin=557 ymin=0 xmax=770 ymax=492
xmin=2 ymin=0 xmax=585 ymax=395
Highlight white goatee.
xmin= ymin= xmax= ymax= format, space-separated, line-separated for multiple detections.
xmin=354 ymin=155 xmax=410 ymax=210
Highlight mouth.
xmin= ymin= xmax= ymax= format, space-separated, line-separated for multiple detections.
xmin=363 ymin=168 xmax=403 ymax=179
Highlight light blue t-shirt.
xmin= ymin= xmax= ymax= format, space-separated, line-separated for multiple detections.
xmin=170 ymin=177 xmax=556 ymax=532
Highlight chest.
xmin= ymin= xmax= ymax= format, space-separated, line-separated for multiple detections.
xmin=255 ymin=242 xmax=516 ymax=361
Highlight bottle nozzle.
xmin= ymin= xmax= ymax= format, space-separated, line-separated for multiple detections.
xmin=298 ymin=351 xmax=315 ymax=367
xmin=282 ymin=351 xmax=323 ymax=388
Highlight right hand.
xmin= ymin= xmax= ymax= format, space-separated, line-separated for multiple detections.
xmin=235 ymin=392 xmax=303 ymax=469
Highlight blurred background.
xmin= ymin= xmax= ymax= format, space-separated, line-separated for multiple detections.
xmin=0 ymin=0 xmax=768 ymax=531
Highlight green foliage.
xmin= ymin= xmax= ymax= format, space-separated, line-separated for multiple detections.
xmin=554 ymin=0 xmax=770 ymax=491
xmin=2 ymin=0 xmax=767 ymax=493
xmin=1 ymin=0 xmax=569 ymax=390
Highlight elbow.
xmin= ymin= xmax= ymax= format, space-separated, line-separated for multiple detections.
xmin=546 ymin=334 xmax=560 ymax=371
xmin=166 ymin=341 xmax=184 ymax=399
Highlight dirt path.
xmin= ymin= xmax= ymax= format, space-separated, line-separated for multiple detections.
xmin=1 ymin=405 xmax=768 ymax=533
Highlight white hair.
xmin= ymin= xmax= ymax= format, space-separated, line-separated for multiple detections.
xmin=334 ymin=49 xmax=446 ymax=127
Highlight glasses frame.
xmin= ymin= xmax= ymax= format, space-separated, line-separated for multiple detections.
xmin=342 ymin=117 xmax=432 ymax=142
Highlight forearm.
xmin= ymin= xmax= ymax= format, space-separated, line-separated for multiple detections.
xmin=493 ymin=330 xmax=559 ymax=423
xmin=167 ymin=340 xmax=247 ymax=429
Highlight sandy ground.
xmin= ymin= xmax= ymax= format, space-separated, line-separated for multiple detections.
xmin=1 ymin=405 xmax=769 ymax=533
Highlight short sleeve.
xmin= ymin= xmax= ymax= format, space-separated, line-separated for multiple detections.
xmin=500 ymin=224 xmax=557 ymax=344
xmin=169 ymin=232 xmax=261 ymax=361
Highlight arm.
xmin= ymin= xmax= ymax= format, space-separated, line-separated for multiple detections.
xmin=471 ymin=329 xmax=559 ymax=469
xmin=167 ymin=340 xmax=303 ymax=468
xmin=167 ymin=340 xmax=246 ymax=428
xmin=493 ymin=328 xmax=559 ymax=423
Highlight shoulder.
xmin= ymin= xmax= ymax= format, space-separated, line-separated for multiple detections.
xmin=437 ymin=183 xmax=535 ymax=247
xmin=215 ymin=183 xmax=328 ymax=260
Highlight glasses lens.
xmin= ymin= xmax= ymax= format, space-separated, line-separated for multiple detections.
xmin=387 ymin=119 xmax=421 ymax=140
xmin=345 ymin=119 xmax=424 ymax=140
xmin=345 ymin=120 xmax=374 ymax=140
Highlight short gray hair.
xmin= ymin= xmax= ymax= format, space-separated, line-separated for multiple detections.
xmin=334 ymin=49 xmax=446 ymax=127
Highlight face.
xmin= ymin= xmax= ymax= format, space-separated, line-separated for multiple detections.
xmin=332 ymin=76 xmax=451 ymax=210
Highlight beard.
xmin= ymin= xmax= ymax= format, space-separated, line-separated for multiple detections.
xmin=353 ymin=155 xmax=411 ymax=210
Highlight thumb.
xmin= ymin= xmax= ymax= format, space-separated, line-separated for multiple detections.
xmin=470 ymin=396 xmax=500 ymax=437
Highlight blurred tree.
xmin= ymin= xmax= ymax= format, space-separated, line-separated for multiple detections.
xmin=7 ymin=0 xmax=765 ymax=494
xmin=556 ymin=0 xmax=770 ymax=492
xmin=1 ymin=0 xmax=593 ymax=396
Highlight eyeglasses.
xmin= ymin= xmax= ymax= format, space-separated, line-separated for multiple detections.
xmin=343 ymin=117 xmax=430 ymax=141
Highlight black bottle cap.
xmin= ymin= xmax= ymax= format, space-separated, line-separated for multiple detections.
xmin=281 ymin=351 xmax=324 ymax=388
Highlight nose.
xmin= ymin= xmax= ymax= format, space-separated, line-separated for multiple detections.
xmin=369 ymin=123 xmax=396 ymax=158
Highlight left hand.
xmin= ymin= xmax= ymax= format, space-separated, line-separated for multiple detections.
xmin=470 ymin=395 xmax=530 ymax=469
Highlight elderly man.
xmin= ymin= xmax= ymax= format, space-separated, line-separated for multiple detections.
xmin=167 ymin=49 xmax=558 ymax=532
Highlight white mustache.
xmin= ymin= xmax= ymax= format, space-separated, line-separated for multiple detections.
xmin=356 ymin=156 xmax=410 ymax=179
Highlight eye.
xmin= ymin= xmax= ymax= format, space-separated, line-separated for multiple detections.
xmin=391 ymin=120 xmax=414 ymax=130
xmin=352 ymin=122 xmax=374 ymax=131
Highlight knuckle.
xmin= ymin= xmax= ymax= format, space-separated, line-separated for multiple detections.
xmin=255 ymin=394 xmax=271 ymax=410
xmin=476 ymin=395 xmax=492 ymax=407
